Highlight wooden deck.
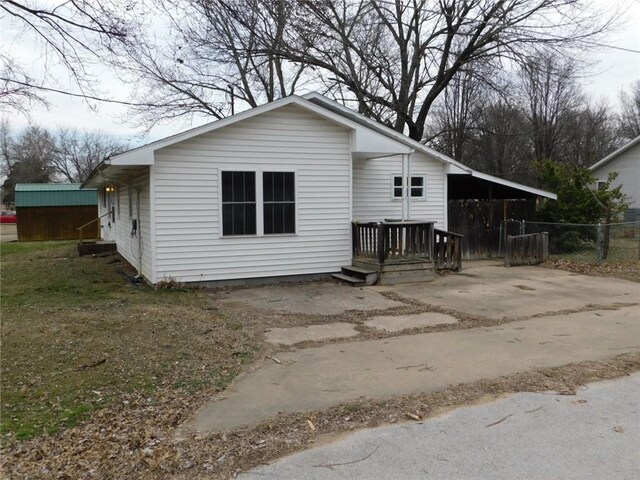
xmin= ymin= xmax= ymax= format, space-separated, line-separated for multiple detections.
xmin=341 ymin=221 xmax=463 ymax=285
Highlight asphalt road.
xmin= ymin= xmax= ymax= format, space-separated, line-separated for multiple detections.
xmin=239 ymin=373 xmax=640 ymax=480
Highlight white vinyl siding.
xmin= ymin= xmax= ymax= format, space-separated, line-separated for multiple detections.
xmin=153 ymin=104 xmax=351 ymax=283
xmin=592 ymin=145 xmax=639 ymax=211
xmin=353 ymin=152 xmax=446 ymax=226
xmin=98 ymin=170 xmax=152 ymax=281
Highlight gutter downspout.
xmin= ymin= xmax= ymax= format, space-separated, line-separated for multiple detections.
xmin=407 ymin=150 xmax=414 ymax=220
xmin=401 ymin=154 xmax=406 ymax=221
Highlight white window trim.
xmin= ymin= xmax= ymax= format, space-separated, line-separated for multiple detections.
xmin=217 ymin=167 xmax=298 ymax=239
xmin=390 ymin=174 xmax=427 ymax=201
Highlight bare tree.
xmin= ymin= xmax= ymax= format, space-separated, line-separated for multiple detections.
xmin=0 ymin=54 xmax=49 ymax=116
xmin=0 ymin=1 xmax=128 ymax=110
xmin=563 ymin=102 xmax=619 ymax=167
xmin=52 ymin=129 xmax=128 ymax=182
xmin=618 ymin=81 xmax=640 ymax=140
xmin=426 ymin=64 xmax=493 ymax=162
xmin=1 ymin=123 xmax=57 ymax=205
xmin=473 ymin=100 xmax=532 ymax=182
xmin=107 ymin=0 xmax=309 ymax=124
xmin=107 ymin=0 xmax=617 ymax=139
xmin=518 ymin=54 xmax=584 ymax=162
xmin=240 ymin=0 xmax=616 ymax=140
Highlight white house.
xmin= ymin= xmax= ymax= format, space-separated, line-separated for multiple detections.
xmin=83 ymin=93 xmax=555 ymax=285
xmin=590 ymin=136 xmax=640 ymax=222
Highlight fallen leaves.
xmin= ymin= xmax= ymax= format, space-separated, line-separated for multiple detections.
xmin=3 ymin=354 xmax=639 ymax=480
xmin=543 ymin=259 xmax=640 ymax=282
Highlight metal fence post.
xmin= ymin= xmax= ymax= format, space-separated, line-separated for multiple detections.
xmin=498 ymin=222 xmax=503 ymax=256
xmin=637 ymin=221 xmax=640 ymax=260
xmin=521 ymin=220 xmax=525 ymax=236
xmin=596 ymin=223 xmax=603 ymax=263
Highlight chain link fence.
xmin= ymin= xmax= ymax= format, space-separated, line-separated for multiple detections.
xmin=503 ymin=220 xmax=640 ymax=263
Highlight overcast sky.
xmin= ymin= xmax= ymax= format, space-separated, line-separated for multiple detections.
xmin=2 ymin=0 xmax=639 ymax=144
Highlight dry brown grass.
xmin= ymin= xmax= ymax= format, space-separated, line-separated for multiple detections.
xmin=1 ymin=242 xmax=263 ymax=444
xmin=3 ymin=242 xmax=639 ymax=479
xmin=5 ymin=353 xmax=638 ymax=479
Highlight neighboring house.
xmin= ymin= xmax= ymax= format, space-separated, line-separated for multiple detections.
xmin=15 ymin=184 xmax=98 ymax=241
xmin=82 ymin=93 xmax=555 ymax=285
xmin=590 ymin=136 xmax=640 ymax=222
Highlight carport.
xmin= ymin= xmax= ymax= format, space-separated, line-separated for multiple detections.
xmin=447 ymin=172 xmax=556 ymax=259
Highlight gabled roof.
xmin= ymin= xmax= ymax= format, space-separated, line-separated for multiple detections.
xmin=82 ymin=93 xmax=556 ymax=200
xmin=83 ymin=94 xmax=411 ymax=187
xmin=94 ymin=95 xmax=413 ymax=165
xmin=303 ymin=93 xmax=555 ymax=199
xmin=589 ymin=136 xmax=640 ymax=171
xmin=302 ymin=93 xmax=471 ymax=173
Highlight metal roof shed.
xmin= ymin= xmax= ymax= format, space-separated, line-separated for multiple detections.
xmin=15 ymin=184 xmax=99 ymax=241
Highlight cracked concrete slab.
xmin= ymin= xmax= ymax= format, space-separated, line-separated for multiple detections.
xmin=265 ymin=323 xmax=359 ymax=346
xmin=376 ymin=264 xmax=640 ymax=319
xmin=191 ymin=305 xmax=640 ymax=432
xmin=365 ymin=312 xmax=458 ymax=332
xmin=220 ymin=283 xmax=403 ymax=315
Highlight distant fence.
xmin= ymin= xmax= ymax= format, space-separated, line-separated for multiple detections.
xmin=504 ymin=232 xmax=548 ymax=267
xmin=521 ymin=221 xmax=640 ymax=264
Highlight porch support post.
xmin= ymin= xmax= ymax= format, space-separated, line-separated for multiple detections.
xmin=407 ymin=152 xmax=412 ymax=220
xmin=401 ymin=153 xmax=407 ymax=221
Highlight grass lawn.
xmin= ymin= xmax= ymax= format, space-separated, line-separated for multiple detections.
xmin=0 ymin=241 xmax=260 ymax=442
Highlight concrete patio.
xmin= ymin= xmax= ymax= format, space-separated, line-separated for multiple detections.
xmin=193 ymin=263 xmax=640 ymax=433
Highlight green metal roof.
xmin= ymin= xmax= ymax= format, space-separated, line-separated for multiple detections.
xmin=15 ymin=183 xmax=98 ymax=207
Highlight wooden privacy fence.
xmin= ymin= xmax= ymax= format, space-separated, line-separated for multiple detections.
xmin=434 ymin=229 xmax=463 ymax=271
xmin=504 ymin=232 xmax=549 ymax=267
xmin=352 ymin=221 xmax=434 ymax=264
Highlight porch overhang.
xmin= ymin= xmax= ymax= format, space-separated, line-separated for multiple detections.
xmin=82 ymin=160 xmax=150 ymax=189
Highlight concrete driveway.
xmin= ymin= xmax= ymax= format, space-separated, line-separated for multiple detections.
xmin=195 ymin=263 xmax=639 ymax=433
xmin=240 ymin=373 xmax=640 ymax=480
xmin=220 ymin=261 xmax=638 ymax=319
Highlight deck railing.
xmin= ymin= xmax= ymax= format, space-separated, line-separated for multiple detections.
xmin=434 ymin=228 xmax=463 ymax=271
xmin=77 ymin=209 xmax=111 ymax=244
xmin=352 ymin=221 xmax=435 ymax=264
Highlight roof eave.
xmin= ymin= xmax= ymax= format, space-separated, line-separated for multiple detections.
xmin=471 ymin=171 xmax=557 ymax=200
xmin=589 ymin=136 xmax=640 ymax=171
xmin=81 ymin=159 xmax=111 ymax=189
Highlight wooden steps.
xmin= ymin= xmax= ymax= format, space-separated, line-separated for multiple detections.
xmin=332 ymin=266 xmax=378 ymax=286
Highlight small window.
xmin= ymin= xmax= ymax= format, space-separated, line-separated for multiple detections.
xmin=597 ymin=181 xmax=607 ymax=192
xmin=393 ymin=176 xmax=403 ymax=198
xmin=392 ymin=175 xmax=426 ymax=199
xmin=410 ymin=176 xmax=425 ymax=198
xmin=263 ymin=172 xmax=295 ymax=234
xmin=222 ymin=171 xmax=256 ymax=236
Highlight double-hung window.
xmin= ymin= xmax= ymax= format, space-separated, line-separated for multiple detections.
xmin=263 ymin=172 xmax=295 ymax=234
xmin=392 ymin=175 xmax=426 ymax=199
xmin=221 ymin=171 xmax=257 ymax=236
xmin=221 ymin=170 xmax=295 ymax=236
